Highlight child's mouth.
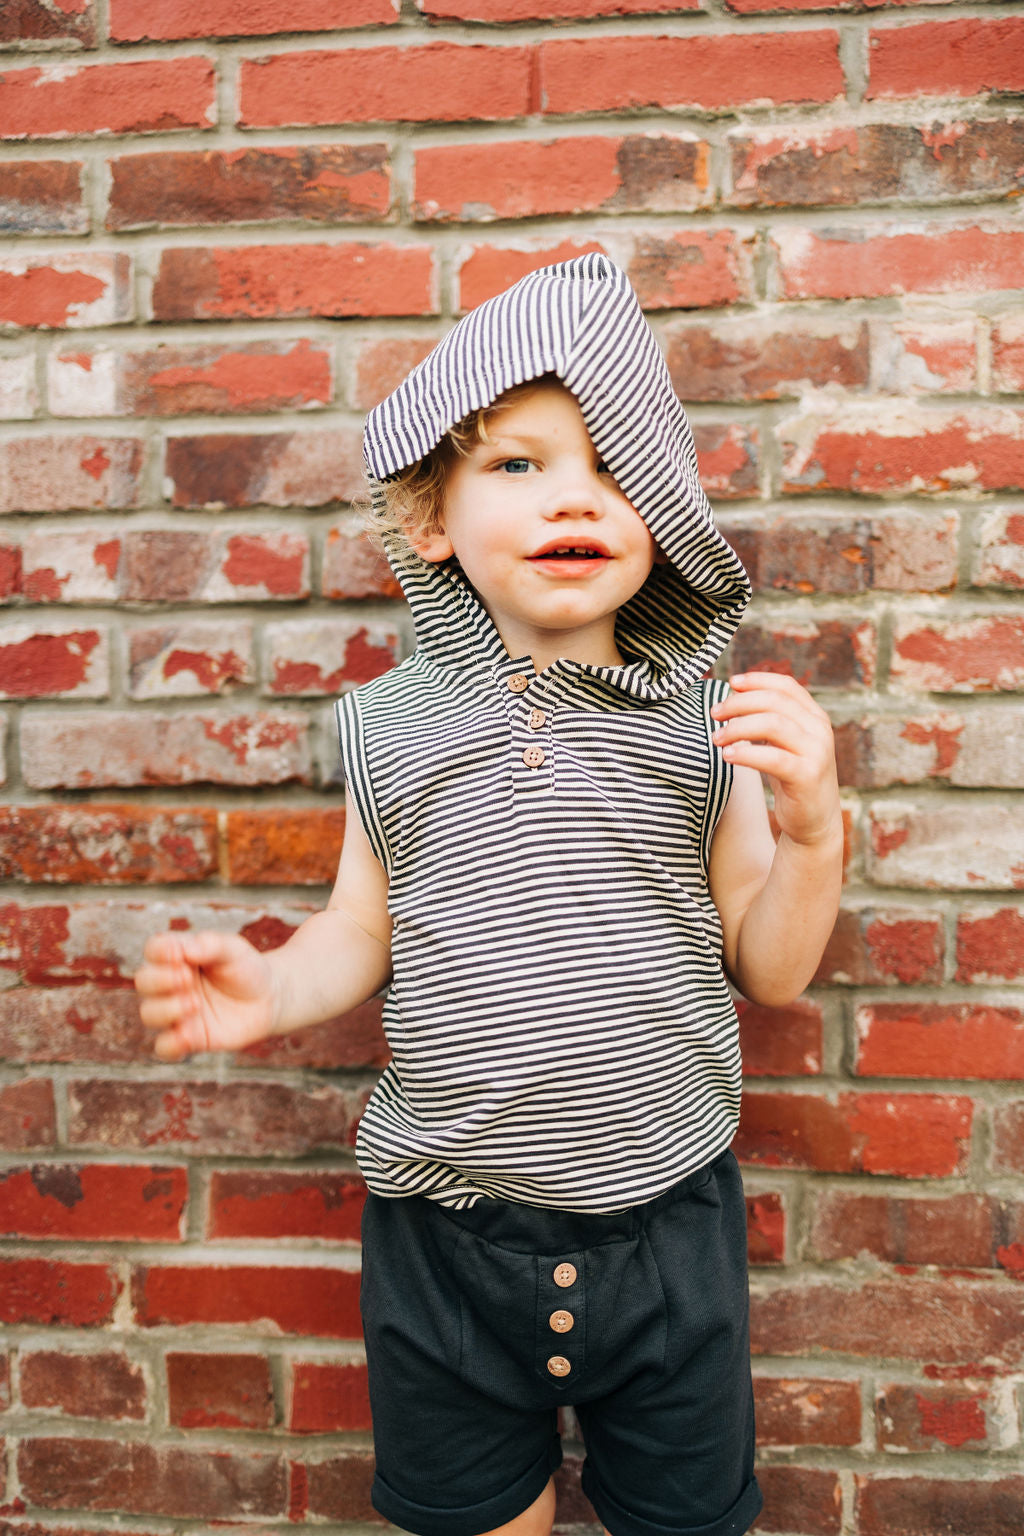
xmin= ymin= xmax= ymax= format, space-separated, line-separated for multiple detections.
xmin=529 ymin=541 xmax=611 ymax=563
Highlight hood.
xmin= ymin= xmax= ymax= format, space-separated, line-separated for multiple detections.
xmin=363 ymin=253 xmax=751 ymax=699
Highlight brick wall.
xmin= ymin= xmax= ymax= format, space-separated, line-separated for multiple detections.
xmin=1 ymin=1 xmax=1022 ymax=1532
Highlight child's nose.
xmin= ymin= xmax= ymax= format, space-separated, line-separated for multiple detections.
xmin=541 ymin=461 xmax=606 ymax=518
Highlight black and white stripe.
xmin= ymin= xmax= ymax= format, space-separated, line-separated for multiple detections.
xmin=338 ymin=255 xmax=752 ymax=1213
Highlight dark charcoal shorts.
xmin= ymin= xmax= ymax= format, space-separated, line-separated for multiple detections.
xmin=360 ymin=1149 xmax=762 ymax=1536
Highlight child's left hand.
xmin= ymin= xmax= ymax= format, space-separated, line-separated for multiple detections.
xmin=710 ymin=671 xmax=841 ymax=849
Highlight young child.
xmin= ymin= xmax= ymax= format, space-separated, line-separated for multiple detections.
xmin=136 ymin=255 xmax=842 ymax=1536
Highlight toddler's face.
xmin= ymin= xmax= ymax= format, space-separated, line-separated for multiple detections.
xmin=410 ymin=379 xmax=659 ymax=670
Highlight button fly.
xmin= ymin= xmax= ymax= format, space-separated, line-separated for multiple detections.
xmin=553 ymin=1262 xmax=577 ymax=1288
xmin=546 ymin=1355 xmax=571 ymax=1378
xmin=549 ymin=1310 xmax=574 ymax=1334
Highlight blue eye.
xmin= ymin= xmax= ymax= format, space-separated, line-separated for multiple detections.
xmin=500 ymin=458 xmax=532 ymax=475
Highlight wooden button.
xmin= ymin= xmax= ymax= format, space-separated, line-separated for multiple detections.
xmin=522 ymin=746 xmax=545 ymax=769
xmin=549 ymin=1310 xmax=574 ymax=1334
xmin=553 ymin=1262 xmax=577 ymax=1288
xmin=507 ymin=674 xmax=529 ymax=693
xmin=547 ymin=1355 xmax=571 ymax=1378
xmin=528 ymin=709 xmax=547 ymax=732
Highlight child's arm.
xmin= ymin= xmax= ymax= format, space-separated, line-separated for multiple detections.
xmin=134 ymin=810 xmax=392 ymax=1061
xmin=707 ymin=671 xmax=843 ymax=1007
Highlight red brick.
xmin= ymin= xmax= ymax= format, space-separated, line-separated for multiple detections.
xmin=867 ymin=17 xmax=1024 ymax=101
xmin=323 ymin=521 xmax=403 ymax=601
xmin=751 ymin=1275 xmax=1024 ymax=1367
xmin=856 ymin=1475 xmax=1024 ymax=1536
xmin=0 ymin=984 xmax=147 ymax=1064
xmin=729 ymin=618 xmax=875 ymax=689
xmin=303 ymin=1451 xmax=377 ymax=1522
xmin=0 ymin=434 xmax=141 ymax=513
xmin=237 ymin=999 xmax=388 ymax=1071
xmin=840 ymin=709 xmax=1024 ymax=792
xmin=0 ymin=1164 xmax=185 ymax=1241
xmin=208 ymin=1169 xmax=366 ymax=1242
xmin=1 ymin=0 xmax=97 ymax=46
xmin=20 ymin=531 xmax=121 ymax=604
xmin=722 ymin=510 xmax=957 ymax=596
xmin=20 ymin=1350 xmax=147 ymax=1421
xmin=815 ymin=907 xmax=944 ymax=986
xmin=0 ymin=1257 xmax=120 ymax=1326
xmin=730 ymin=119 xmax=1024 ymax=208
xmin=50 ymin=339 xmax=332 ymax=418
xmin=0 ymin=804 xmax=217 ymax=884
xmin=153 ymin=241 xmax=435 ymax=321
xmin=224 ymin=807 xmax=344 ymax=886
xmin=414 ymin=134 xmax=709 ymax=223
xmin=755 ymin=1377 xmax=861 ymax=1448
xmin=738 ymin=998 xmax=823 ymax=1077
xmin=265 ymin=618 xmax=399 ymax=695
xmin=17 ymin=1438 xmax=287 ymax=1520
xmin=0 ymin=252 xmax=130 ymax=329
xmin=892 ymin=614 xmax=1024 ymax=693
xmin=132 ymin=1262 xmax=362 ymax=1338
xmin=167 ymin=1352 xmax=273 ymax=1430
xmin=856 ymin=1003 xmax=1024 ymax=1082
xmin=754 ymin=1466 xmax=842 ymax=1536
xmin=20 ymin=711 xmax=312 ymax=790
xmin=113 ymin=0 xmax=393 ymax=38
xmin=976 ymin=508 xmax=1024 ymax=589
xmin=456 ymin=237 xmax=607 ymax=311
xmin=776 ymin=224 xmax=1024 ymax=301
xmin=109 ymin=145 xmax=390 ymax=232
xmin=778 ymin=405 xmax=1024 ymax=497
xmin=0 ymin=159 xmax=88 ymax=236
xmin=289 ymin=1360 xmax=371 ymax=1433
xmin=876 ymin=1383 xmax=998 ymax=1452
xmin=746 ymin=1191 xmax=785 ymax=1265
xmin=666 ymin=316 xmax=867 ymax=402
xmin=867 ymin=802 xmax=1023 ymax=891
xmin=993 ymin=1103 xmax=1024 ymax=1174
xmin=0 ymin=1078 xmax=56 ymax=1149
xmin=119 ymin=529 xmax=310 ymax=603
xmin=736 ymin=1091 xmax=972 ymax=1177
xmin=628 ymin=230 xmax=755 ymax=310
xmin=809 ymin=1191 xmax=995 ymax=1268
xmin=350 ymin=334 xmax=439 ymax=411
xmin=128 ymin=622 xmax=253 ymax=700
xmin=692 ymin=423 xmax=759 ymax=500
xmin=0 ymin=352 xmax=37 ymax=419
xmin=872 ymin=317 xmax=977 ymax=396
xmin=0 ymin=623 xmax=107 ymax=700
xmin=957 ymin=907 xmax=1024 ymax=984
xmin=164 ymin=428 xmax=363 ymax=510
xmin=538 ymin=31 xmax=842 ymax=113
xmin=422 ymin=0 xmax=700 ymax=14
xmin=239 ymin=43 xmax=532 ymax=128
xmin=68 ymin=1078 xmax=359 ymax=1158
xmin=992 ymin=315 xmax=1024 ymax=394
xmin=0 ymin=58 xmax=216 ymax=140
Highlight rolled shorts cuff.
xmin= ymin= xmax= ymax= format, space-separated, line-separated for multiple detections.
xmin=371 ymin=1433 xmax=562 ymax=1536
xmin=582 ymin=1468 xmax=763 ymax=1536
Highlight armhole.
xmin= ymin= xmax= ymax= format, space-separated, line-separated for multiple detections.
xmin=698 ymin=677 xmax=734 ymax=873
xmin=335 ymin=692 xmax=393 ymax=875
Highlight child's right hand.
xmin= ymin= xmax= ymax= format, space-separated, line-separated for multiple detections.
xmin=134 ymin=931 xmax=277 ymax=1061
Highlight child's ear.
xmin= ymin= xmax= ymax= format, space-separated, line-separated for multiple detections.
xmin=408 ymin=525 xmax=455 ymax=563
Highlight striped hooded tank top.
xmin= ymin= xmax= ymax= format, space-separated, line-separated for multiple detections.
xmin=337 ymin=254 xmax=752 ymax=1212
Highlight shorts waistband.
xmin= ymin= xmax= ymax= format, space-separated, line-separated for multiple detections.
xmin=425 ymin=1148 xmax=734 ymax=1253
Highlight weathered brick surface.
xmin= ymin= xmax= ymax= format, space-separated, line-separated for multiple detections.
xmin=0 ymin=3 xmax=1019 ymax=1530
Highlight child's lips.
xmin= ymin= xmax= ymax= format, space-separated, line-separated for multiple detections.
xmin=527 ymin=539 xmax=612 ymax=570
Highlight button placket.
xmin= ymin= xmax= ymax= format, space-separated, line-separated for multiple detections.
xmin=508 ymin=682 xmax=554 ymax=794
xmin=536 ymin=1253 xmax=583 ymax=1387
